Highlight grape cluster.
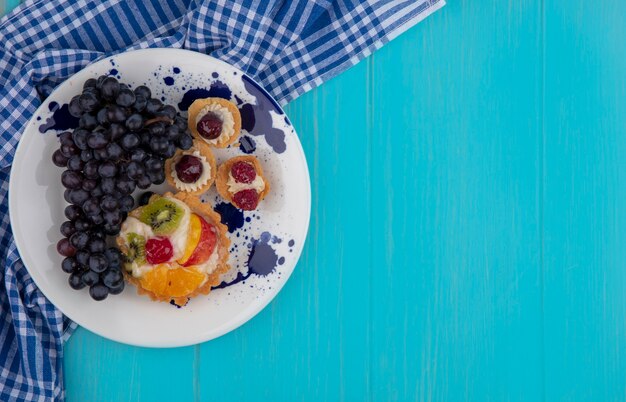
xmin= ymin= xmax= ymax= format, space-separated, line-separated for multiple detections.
xmin=52 ymin=75 xmax=193 ymax=300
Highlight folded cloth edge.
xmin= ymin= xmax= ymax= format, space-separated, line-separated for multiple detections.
xmin=279 ymin=0 xmax=446 ymax=104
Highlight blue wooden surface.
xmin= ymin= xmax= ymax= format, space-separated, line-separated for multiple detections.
xmin=3 ymin=1 xmax=626 ymax=400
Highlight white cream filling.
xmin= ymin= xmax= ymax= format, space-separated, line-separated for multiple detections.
xmin=171 ymin=150 xmax=211 ymax=192
xmin=192 ymin=243 xmax=221 ymax=287
xmin=120 ymin=216 xmax=154 ymax=238
xmin=119 ymin=217 xmax=155 ymax=278
xmin=195 ymin=104 xmax=235 ymax=145
xmin=132 ymin=264 xmax=155 ymax=278
xmin=166 ymin=197 xmax=191 ymax=261
xmin=227 ymin=172 xmax=265 ymax=194
xmin=119 ymin=196 xmax=192 ymax=278
xmin=196 ymin=246 xmax=220 ymax=274
xmin=118 ymin=195 xmax=223 ymax=292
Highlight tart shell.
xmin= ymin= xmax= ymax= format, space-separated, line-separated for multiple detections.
xmin=215 ymin=155 xmax=270 ymax=208
xmin=188 ymin=97 xmax=242 ymax=148
xmin=165 ymin=139 xmax=217 ymax=195
xmin=118 ymin=192 xmax=231 ymax=305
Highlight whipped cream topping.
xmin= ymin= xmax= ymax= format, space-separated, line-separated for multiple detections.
xmin=165 ymin=197 xmax=191 ymax=261
xmin=119 ymin=196 xmax=191 ymax=278
xmin=194 ymin=245 xmax=220 ymax=287
xmin=171 ymin=150 xmax=211 ymax=192
xmin=227 ymin=172 xmax=265 ymax=194
xmin=119 ymin=217 xmax=154 ymax=278
xmin=195 ymin=103 xmax=235 ymax=145
xmin=120 ymin=196 xmax=223 ymax=283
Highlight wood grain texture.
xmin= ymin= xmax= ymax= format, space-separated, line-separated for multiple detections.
xmin=2 ymin=0 xmax=626 ymax=400
xmin=64 ymin=331 xmax=196 ymax=402
xmin=369 ymin=1 xmax=542 ymax=400
xmin=543 ymin=1 xmax=626 ymax=400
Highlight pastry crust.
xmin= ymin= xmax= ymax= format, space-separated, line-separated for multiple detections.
xmin=165 ymin=139 xmax=217 ymax=195
xmin=188 ymin=97 xmax=242 ymax=148
xmin=119 ymin=192 xmax=231 ymax=304
xmin=215 ymin=155 xmax=270 ymax=207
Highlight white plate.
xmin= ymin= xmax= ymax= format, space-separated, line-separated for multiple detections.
xmin=9 ymin=49 xmax=310 ymax=347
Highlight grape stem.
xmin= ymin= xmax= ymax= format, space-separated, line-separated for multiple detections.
xmin=144 ymin=116 xmax=173 ymax=126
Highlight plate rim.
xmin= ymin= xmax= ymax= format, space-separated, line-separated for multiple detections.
xmin=8 ymin=48 xmax=311 ymax=347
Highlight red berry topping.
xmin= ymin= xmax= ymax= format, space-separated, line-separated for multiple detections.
xmin=175 ymin=155 xmax=203 ymax=183
xmin=145 ymin=237 xmax=174 ymax=264
xmin=196 ymin=112 xmax=222 ymax=140
xmin=233 ymin=189 xmax=259 ymax=211
xmin=231 ymin=161 xmax=256 ymax=184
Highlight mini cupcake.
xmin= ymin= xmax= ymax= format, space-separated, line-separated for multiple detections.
xmin=117 ymin=192 xmax=230 ymax=305
xmin=216 ymin=156 xmax=270 ymax=211
xmin=188 ymin=97 xmax=242 ymax=148
xmin=165 ymin=139 xmax=216 ymax=195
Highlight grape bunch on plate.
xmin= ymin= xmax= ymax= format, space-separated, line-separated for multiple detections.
xmin=52 ymin=75 xmax=193 ymax=301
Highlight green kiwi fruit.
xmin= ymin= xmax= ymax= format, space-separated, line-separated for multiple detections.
xmin=139 ymin=197 xmax=184 ymax=235
xmin=123 ymin=233 xmax=146 ymax=270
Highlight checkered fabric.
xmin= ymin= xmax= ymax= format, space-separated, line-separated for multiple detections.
xmin=0 ymin=0 xmax=444 ymax=400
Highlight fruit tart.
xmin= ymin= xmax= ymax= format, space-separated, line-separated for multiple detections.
xmin=188 ymin=97 xmax=241 ymax=148
xmin=165 ymin=139 xmax=216 ymax=195
xmin=216 ymin=156 xmax=270 ymax=211
xmin=117 ymin=192 xmax=230 ymax=304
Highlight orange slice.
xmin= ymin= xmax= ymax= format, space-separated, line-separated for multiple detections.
xmin=138 ymin=264 xmax=205 ymax=298
xmin=166 ymin=267 xmax=205 ymax=297
xmin=139 ymin=264 xmax=169 ymax=295
xmin=181 ymin=216 xmax=216 ymax=266
xmin=178 ymin=213 xmax=202 ymax=265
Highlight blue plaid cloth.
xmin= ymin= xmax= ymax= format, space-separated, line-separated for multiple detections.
xmin=0 ymin=0 xmax=444 ymax=400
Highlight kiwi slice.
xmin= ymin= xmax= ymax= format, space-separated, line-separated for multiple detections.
xmin=123 ymin=233 xmax=146 ymax=270
xmin=139 ymin=198 xmax=184 ymax=235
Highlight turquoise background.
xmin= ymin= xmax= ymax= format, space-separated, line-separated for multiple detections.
xmin=3 ymin=0 xmax=626 ymax=400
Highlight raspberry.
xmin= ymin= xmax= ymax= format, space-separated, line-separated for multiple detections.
xmin=196 ymin=112 xmax=222 ymax=140
xmin=231 ymin=161 xmax=256 ymax=183
xmin=145 ymin=237 xmax=174 ymax=264
xmin=233 ymin=189 xmax=259 ymax=210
